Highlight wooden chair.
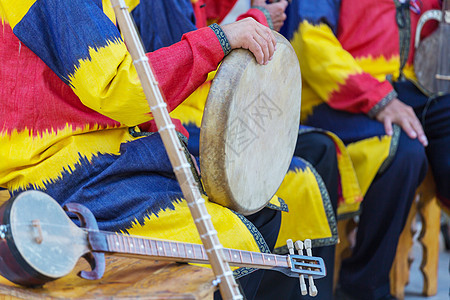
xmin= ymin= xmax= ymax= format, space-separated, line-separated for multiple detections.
xmin=389 ymin=171 xmax=440 ymax=299
xmin=334 ymin=171 xmax=441 ymax=300
xmin=0 ymin=190 xmax=217 ymax=300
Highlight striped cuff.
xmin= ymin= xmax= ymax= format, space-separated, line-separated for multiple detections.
xmin=209 ymin=23 xmax=232 ymax=56
xmin=251 ymin=6 xmax=274 ymax=30
xmin=367 ymin=90 xmax=398 ymax=118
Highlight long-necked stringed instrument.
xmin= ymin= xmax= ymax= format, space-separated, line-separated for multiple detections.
xmin=414 ymin=0 xmax=450 ymax=96
xmin=0 ymin=191 xmax=325 ymax=292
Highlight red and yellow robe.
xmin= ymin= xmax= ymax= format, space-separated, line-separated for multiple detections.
xmin=0 ymin=1 xmax=270 ymax=281
xmin=280 ymin=0 xmax=441 ymax=216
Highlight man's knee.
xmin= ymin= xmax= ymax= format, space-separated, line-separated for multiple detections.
xmin=245 ymin=208 xmax=281 ymax=251
xmin=384 ymin=132 xmax=428 ymax=183
xmin=295 ymin=132 xmax=337 ymax=167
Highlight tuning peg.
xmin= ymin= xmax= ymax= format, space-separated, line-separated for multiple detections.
xmin=294 ymin=241 xmax=307 ymax=295
xmin=304 ymin=239 xmax=318 ymax=297
xmin=287 ymin=239 xmax=295 ymax=255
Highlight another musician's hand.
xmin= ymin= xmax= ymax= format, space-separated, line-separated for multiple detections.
xmin=375 ymin=98 xmax=428 ymax=146
xmin=253 ymin=0 xmax=288 ymax=31
xmin=221 ymin=18 xmax=276 ymax=65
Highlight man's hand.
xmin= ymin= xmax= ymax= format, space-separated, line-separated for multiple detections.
xmin=375 ymin=98 xmax=428 ymax=146
xmin=221 ymin=18 xmax=276 ymax=65
xmin=253 ymin=0 xmax=289 ymax=32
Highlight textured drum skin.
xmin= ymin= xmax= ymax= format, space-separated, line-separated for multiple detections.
xmin=200 ymin=32 xmax=302 ymax=215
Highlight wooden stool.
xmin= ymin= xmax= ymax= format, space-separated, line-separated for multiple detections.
xmin=334 ymin=171 xmax=441 ymax=299
xmin=0 ymin=190 xmax=217 ymax=300
xmin=0 ymin=256 xmax=216 ymax=299
xmin=390 ymin=171 xmax=440 ymax=299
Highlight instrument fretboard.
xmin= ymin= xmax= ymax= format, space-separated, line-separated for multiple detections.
xmin=103 ymin=232 xmax=290 ymax=269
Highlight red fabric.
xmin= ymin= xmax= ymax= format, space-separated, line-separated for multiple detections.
xmin=332 ymin=0 xmax=440 ymax=114
xmin=0 ymin=24 xmax=116 ymax=136
xmin=148 ymin=26 xmax=224 ymax=113
xmin=328 ymin=74 xmax=394 ymax=114
xmin=338 ymin=0 xmax=440 ymax=64
xmin=205 ymin=0 xmax=238 ymax=24
xmin=192 ymin=0 xmax=207 ymax=28
xmin=200 ymin=0 xmax=269 ymax=27
xmin=236 ymin=8 xmax=270 ymax=27
xmin=0 ymin=24 xmax=223 ymax=137
xmin=141 ymin=26 xmax=224 ymax=136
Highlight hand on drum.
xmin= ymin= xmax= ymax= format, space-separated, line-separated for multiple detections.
xmin=221 ymin=18 xmax=276 ymax=65
xmin=252 ymin=0 xmax=289 ymax=31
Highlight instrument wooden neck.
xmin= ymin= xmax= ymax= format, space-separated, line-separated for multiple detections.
xmin=98 ymin=231 xmax=290 ymax=270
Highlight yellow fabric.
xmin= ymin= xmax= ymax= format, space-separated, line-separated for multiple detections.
xmin=102 ymin=0 xmax=116 ymax=22
xmin=346 ymin=135 xmax=392 ymax=197
xmin=125 ymin=0 xmax=140 ymax=12
xmin=0 ymin=126 xmax=134 ymax=191
xmin=300 ymin=82 xmax=324 ymax=122
xmin=326 ymin=132 xmax=363 ymax=208
xmin=355 ymin=55 xmax=400 ymax=82
xmin=0 ymin=0 xmax=134 ymax=28
xmin=126 ymin=196 xmax=261 ymax=253
xmin=0 ymin=0 xmax=35 ymax=29
xmin=69 ymin=41 xmax=152 ymax=127
xmin=268 ymin=195 xmax=284 ymax=207
xmin=274 ymin=167 xmax=332 ymax=248
xmin=337 ymin=133 xmax=393 ymax=216
xmin=170 ymin=81 xmax=212 ymax=126
xmin=292 ymin=21 xmax=363 ymax=106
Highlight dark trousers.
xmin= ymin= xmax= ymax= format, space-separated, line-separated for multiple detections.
xmin=253 ymin=132 xmax=340 ymax=300
xmin=214 ymin=132 xmax=339 ymax=299
xmin=339 ymin=131 xmax=428 ymax=299
xmin=303 ymin=82 xmax=435 ymax=299
xmin=395 ymin=81 xmax=450 ymax=208
xmin=214 ymin=207 xmax=282 ymax=300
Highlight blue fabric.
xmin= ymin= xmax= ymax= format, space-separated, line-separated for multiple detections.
xmin=280 ymin=0 xmax=341 ymax=40
xmin=132 ymin=0 xmax=196 ymax=52
xmin=305 ymin=104 xmax=386 ymax=145
xmin=13 ymin=0 xmax=121 ymax=83
xmin=185 ymin=123 xmax=201 ymax=156
xmin=12 ymin=134 xmax=184 ymax=232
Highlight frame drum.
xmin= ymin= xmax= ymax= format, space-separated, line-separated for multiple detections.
xmin=200 ymin=32 xmax=301 ymax=215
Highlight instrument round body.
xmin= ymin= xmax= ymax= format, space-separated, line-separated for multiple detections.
xmin=414 ymin=8 xmax=450 ymax=95
xmin=0 ymin=191 xmax=88 ymax=286
xmin=200 ymin=32 xmax=302 ymax=215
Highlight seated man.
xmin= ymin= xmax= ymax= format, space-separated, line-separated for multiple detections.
xmin=0 ymin=1 xmax=294 ymax=299
xmin=280 ymin=0 xmax=448 ymax=299
xmin=132 ymin=1 xmax=363 ymax=299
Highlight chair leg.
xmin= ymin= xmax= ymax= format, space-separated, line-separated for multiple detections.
xmin=390 ymin=196 xmax=417 ymax=300
xmin=417 ymin=195 xmax=440 ymax=296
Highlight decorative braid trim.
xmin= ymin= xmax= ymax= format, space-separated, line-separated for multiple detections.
xmin=209 ymin=23 xmax=232 ymax=56
xmin=266 ymin=197 xmax=289 ymax=212
xmin=368 ymin=90 xmax=398 ymax=118
xmin=251 ymin=6 xmax=274 ymax=30
xmin=377 ymin=124 xmax=401 ymax=175
xmin=231 ymin=211 xmax=271 ymax=279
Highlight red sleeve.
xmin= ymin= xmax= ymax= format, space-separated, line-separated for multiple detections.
xmin=236 ymin=8 xmax=270 ymax=27
xmin=328 ymin=75 xmax=395 ymax=115
xmin=147 ymin=26 xmax=224 ymax=112
xmin=140 ymin=26 xmax=224 ymax=136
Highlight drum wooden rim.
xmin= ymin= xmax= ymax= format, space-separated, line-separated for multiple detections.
xmin=200 ymin=32 xmax=301 ymax=215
